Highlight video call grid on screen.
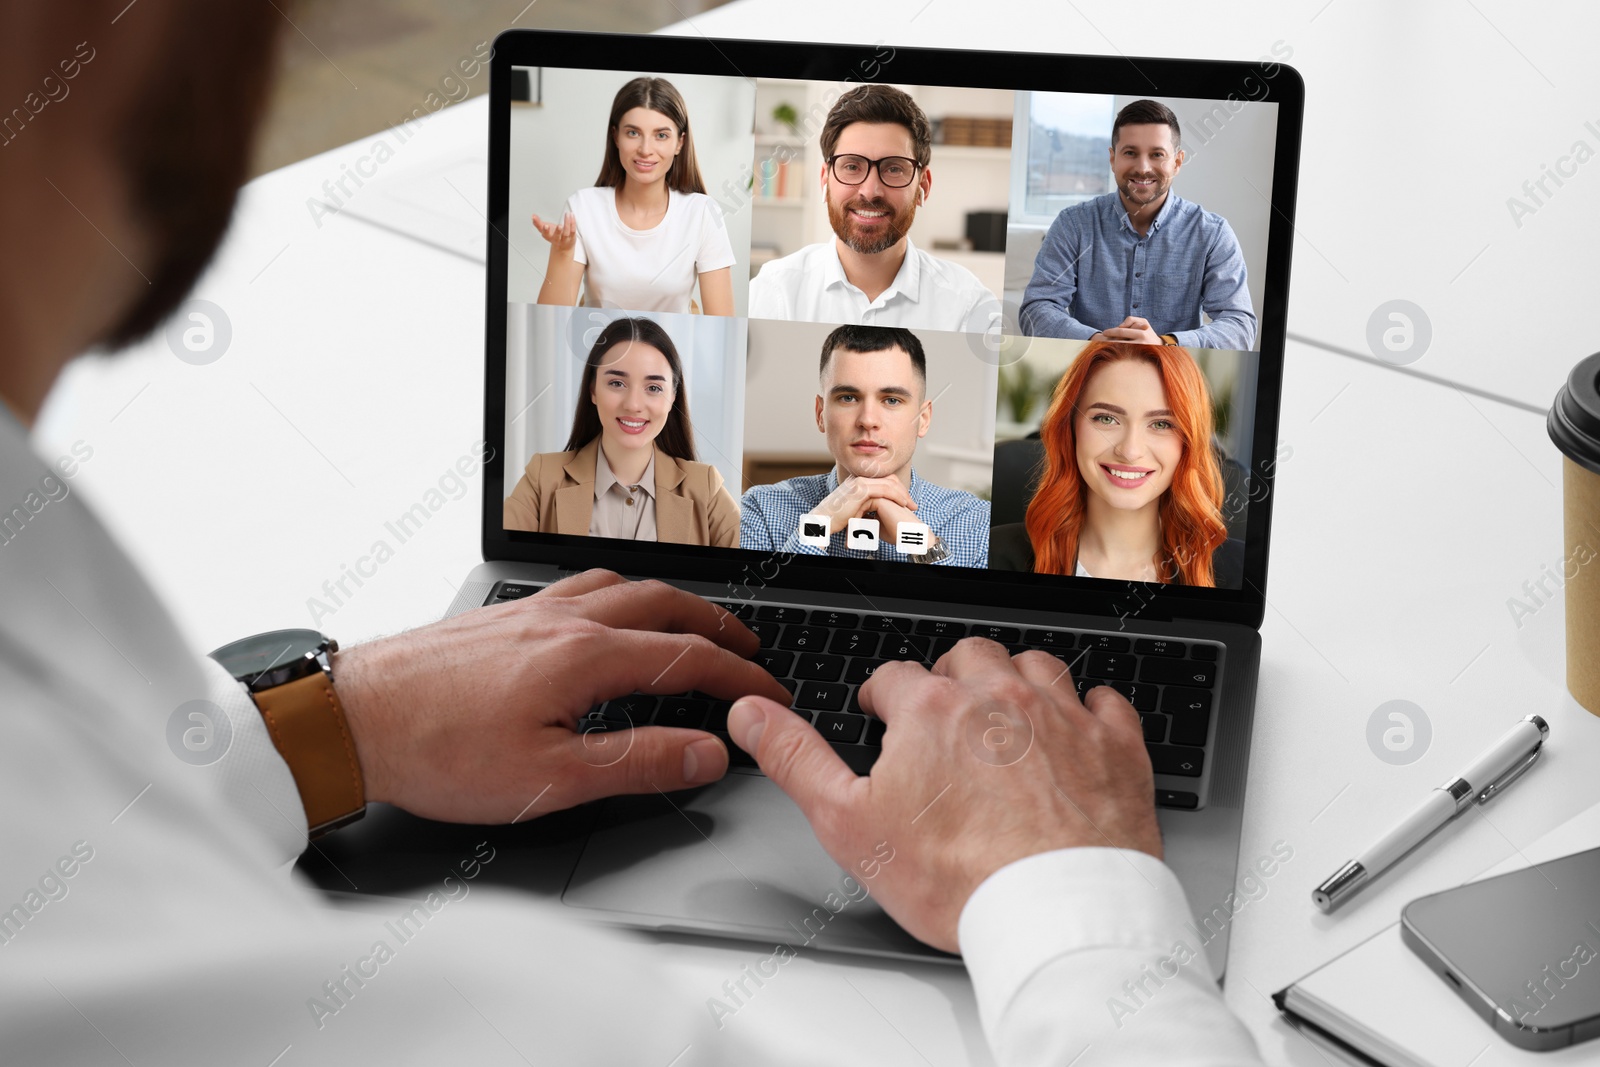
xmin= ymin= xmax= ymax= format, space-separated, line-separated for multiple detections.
xmin=483 ymin=33 xmax=1301 ymax=613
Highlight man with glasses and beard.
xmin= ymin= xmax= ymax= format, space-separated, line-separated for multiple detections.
xmin=1020 ymin=99 xmax=1258 ymax=351
xmin=749 ymin=85 xmax=1001 ymax=335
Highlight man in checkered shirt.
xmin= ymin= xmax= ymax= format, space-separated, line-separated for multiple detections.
xmin=739 ymin=325 xmax=990 ymax=568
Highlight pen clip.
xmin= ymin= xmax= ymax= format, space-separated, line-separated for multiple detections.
xmin=1476 ymin=748 xmax=1542 ymax=805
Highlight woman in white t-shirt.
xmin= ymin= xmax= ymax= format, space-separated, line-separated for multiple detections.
xmin=532 ymin=77 xmax=736 ymax=315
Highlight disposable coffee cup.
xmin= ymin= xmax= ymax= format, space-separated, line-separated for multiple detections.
xmin=1548 ymin=351 xmax=1600 ymax=714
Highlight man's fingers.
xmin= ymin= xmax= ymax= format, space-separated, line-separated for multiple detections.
xmin=1011 ymin=648 xmax=1079 ymax=691
xmin=562 ymin=725 xmax=729 ymax=803
xmin=1082 ymin=684 xmax=1142 ymax=735
xmin=728 ymin=696 xmax=860 ymax=828
xmin=572 ymin=579 xmax=759 ymax=654
xmin=930 ymin=636 xmax=1013 ymax=677
xmin=535 ymin=568 xmax=626 ymax=599
xmin=605 ymin=629 xmax=790 ymax=706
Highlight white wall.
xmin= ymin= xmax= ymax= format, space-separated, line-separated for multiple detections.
xmin=1003 ymin=94 xmax=1278 ymax=337
xmin=506 ymin=67 xmax=755 ymax=314
xmin=503 ymin=303 xmax=745 ymax=499
xmin=743 ymin=320 xmax=997 ymax=497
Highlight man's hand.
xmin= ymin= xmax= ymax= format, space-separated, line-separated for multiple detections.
xmin=331 ymin=570 xmax=791 ymax=824
xmin=868 ymin=496 xmax=919 ymax=545
xmin=726 ymin=640 xmax=1161 ymax=953
xmin=809 ymin=475 xmax=916 ymax=537
xmin=1091 ymin=316 xmax=1163 ymax=344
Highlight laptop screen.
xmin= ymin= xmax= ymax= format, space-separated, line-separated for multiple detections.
xmin=485 ymin=33 xmax=1300 ymax=624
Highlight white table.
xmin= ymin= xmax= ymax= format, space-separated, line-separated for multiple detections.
xmin=32 ymin=3 xmax=1600 ymax=1063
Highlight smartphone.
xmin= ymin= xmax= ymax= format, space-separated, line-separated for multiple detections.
xmin=1402 ymin=845 xmax=1600 ymax=1051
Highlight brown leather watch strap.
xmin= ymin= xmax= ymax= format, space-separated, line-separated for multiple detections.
xmin=253 ymin=671 xmax=365 ymax=837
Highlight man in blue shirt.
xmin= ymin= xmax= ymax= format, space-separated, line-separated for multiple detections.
xmin=740 ymin=325 xmax=990 ymax=567
xmin=1020 ymin=99 xmax=1258 ymax=351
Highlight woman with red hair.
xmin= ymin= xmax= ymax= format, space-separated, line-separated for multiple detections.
xmin=989 ymin=341 xmax=1242 ymax=587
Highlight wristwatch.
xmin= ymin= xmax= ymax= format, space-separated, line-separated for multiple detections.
xmin=909 ymin=532 xmax=952 ymax=564
xmin=209 ymin=628 xmax=366 ymax=838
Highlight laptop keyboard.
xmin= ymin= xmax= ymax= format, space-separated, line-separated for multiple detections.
xmin=486 ymin=581 xmax=1220 ymax=811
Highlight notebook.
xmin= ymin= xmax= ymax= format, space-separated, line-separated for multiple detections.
xmin=1275 ymin=800 xmax=1600 ymax=1066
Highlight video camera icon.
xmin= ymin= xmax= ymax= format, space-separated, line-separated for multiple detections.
xmin=846 ymin=517 xmax=880 ymax=551
xmin=797 ymin=513 xmax=830 ymax=548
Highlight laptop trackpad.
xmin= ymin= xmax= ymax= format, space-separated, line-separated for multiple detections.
xmin=562 ymin=773 xmax=955 ymax=962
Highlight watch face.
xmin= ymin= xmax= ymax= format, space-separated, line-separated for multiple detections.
xmin=210 ymin=628 xmax=328 ymax=686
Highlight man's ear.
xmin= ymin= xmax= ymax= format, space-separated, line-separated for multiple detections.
xmin=917 ymin=398 xmax=932 ymax=438
xmin=815 ymin=393 xmax=825 ymax=433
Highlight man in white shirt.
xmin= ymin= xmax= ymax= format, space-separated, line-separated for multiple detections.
xmin=748 ymin=85 xmax=1003 ymax=336
xmin=0 ymin=7 xmax=1260 ymax=1064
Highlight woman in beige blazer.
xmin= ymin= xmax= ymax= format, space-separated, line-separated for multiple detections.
xmin=503 ymin=317 xmax=740 ymax=548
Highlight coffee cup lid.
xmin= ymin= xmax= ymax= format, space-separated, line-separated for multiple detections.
xmin=1549 ymin=351 xmax=1600 ymax=476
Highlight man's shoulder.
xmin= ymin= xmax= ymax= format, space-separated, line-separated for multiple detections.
xmin=912 ymin=245 xmax=990 ymax=294
xmin=740 ymin=472 xmax=826 ymax=509
xmin=917 ymin=477 xmax=989 ymax=516
xmin=1167 ymin=194 xmax=1234 ymax=234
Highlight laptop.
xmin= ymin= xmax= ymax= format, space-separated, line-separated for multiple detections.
xmin=440 ymin=28 xmax=1303 ymax=974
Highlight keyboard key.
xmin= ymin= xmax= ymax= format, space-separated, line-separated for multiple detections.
xmin=654 ymin=697 xmax=708 ymax=730
xmin=1161 ymin=687 xmax=1213 ymax=715
xmin=601 ymin=694 xmax=656 ymax=724
xmin=1079 ymin=633 xmax=1131 ymax=652
xmin=828 ymin=630 xmax=879 ymax=657
xmin=757 ymin=605 xmax=809 ymax=623
xmin=793 ymin=654 xmax=845 ymax=681
xmin=863 ymin=615 xmax=914 ymax=633
xmin=789 ymin=706 xmax=813 ymax=721
xmin=754 ymin=649 xmax=794 ymax=678
xmin=931 ymin=637 xmax=960 ymax=660
xmin=1085 ymin=651 xmax=1136 ymax=681
xmin=1190 ymin=643 xmax=1220 ymax=662
xmin=1141 ymin=659 xmax=1215 ymax=688
xmin=845 ymin=659 xmax=885 ymax=684
xmin=1107 ymin=681 xmax=1159 ymax=712
xmin=745 ymin=620 xmax=779 ymax=648
xmin=1024 ymin=628 xmax=1076 ymax=648
xmin=778 ymin=624 xmax=831 ymax=651
xmin=1140 ymin=713 xmax=1167 ymax=742
xmin=847 ymin=687 xmax=867 ymax=714
xmin=815 ymin=713 xmax=865 ymax=744
xmin=1148 ymin=745 xmax=1204 ymax=777
xmin=809 ymin=609 xmax=860 ymax=628
xmin=714 ymin=601 xmax=755 ymax=620
xmin=1156 ymin=790 xmax=1199 ymax=810
xmin=794 ymin=681 xmax=848 ymax=712
xmin=704 ymin=700 xmax=732 ymax=732
xmin=715 ymin=732 xmax=758 ymax=769
xmin=1168 ymin=707 xmax=1211 ymax=747
xmin=971 ymin=624 xmax=1022 ymax=643
xmin=493 ymin=582 xmax=541 ymax=601
xmin=915 ymin=619 xmax=966 ymax=638
xmin=1134 ymin=638 xmax=1186 ymax=657
xmin=864 ymin=718 xmax=887 ymax=746
xmin=880 ymin=635 xmax=931 ymax=661
xmin=831 ymin=742 xmax=880 ymax=775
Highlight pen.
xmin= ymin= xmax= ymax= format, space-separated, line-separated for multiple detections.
xmin=1312 ymin=714 xmax=1550 ymax=913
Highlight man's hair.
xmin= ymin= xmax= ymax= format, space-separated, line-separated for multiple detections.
xmin=818 ymin=325 xmax=927 ymax=385
xmin=1111 ymin=99 xmax=1181 ymax=151
xmin=819 ymin=85 xmax=933 ymax=167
